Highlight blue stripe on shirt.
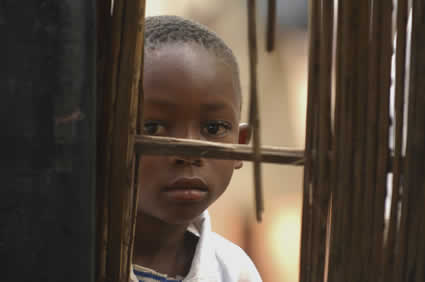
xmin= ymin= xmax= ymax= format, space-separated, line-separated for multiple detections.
xmin=133 ymin=269 xmax=182 ymax=282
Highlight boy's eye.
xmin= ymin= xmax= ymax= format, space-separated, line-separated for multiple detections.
xmin=143 ymin=121 xmax=166 ymax=136
xmin=202 ymin=121 xmax=232 ymax=138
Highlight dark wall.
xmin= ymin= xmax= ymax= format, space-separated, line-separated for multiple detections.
xmin=0 ymin=1 xmax=95 ymax=281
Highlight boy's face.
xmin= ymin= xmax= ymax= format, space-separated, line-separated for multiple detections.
xmin=138 ymin=43 xmax=247 ymax=224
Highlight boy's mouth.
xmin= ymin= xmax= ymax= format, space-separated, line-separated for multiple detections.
xmin=163 ymin=177 xmax=208 ymax=202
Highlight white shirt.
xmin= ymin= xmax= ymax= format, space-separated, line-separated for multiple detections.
xmin=130 ymin=211 xmax=262 ymax=282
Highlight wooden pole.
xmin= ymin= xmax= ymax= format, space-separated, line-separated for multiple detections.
xmin=96 ymin=0 xmax=146 ymax=281
xmin=300 ymin=0 xmax=321 ymax=281
xmin=327 ymin=0 xmax=345 ymax=279
xmin=310 ymin=0 xmax=333 ymax=281
xmin=247 ymin=0 xmax=264 ymax=222
xmin=372 ymin=0 xmax=392 ymax=279
xmin=399 ymin=2 xmax=425 ymax=280
xmin=350 ymin=0 xmax=369 ymax=279
xmin=266 ymin=0 xmax=277 ymax=52
xmin=384 ymin=0 xmax=408 ymax=281
xmin=134 ymin=135 xmax=304 ymax=165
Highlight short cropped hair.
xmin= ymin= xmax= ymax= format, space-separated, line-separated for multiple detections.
xmin=144 ymin=15 xmax=241 ymax=94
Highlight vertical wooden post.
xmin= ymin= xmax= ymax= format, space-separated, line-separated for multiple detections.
xmin=96 ymin=0 xmax=146 ymax=281
xmin=398 ymin=1 xmax=425 ymax=281
xmin=384 ymin=0 xmax=408 ymax=281
xmin=310 ymin=1 xmax=333 ymax=282
xmin=300 ymin=1 xmax=321 ymax=281
xmin=304 ymin=0 xmax=394 ymax=281
xmin=247 ymin=0 xmax=264 ymax=222
xmin=266 ymin=0 xmax=277 ymax=52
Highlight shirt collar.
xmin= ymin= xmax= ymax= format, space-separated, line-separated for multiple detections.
xmin=130 ymin=211 xmax=219 ymax=282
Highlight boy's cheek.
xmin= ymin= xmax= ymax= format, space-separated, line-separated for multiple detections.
xmin=138 ymin=155 xmax=164 ymax=167
xmin=137 ymin=156 xmax=166 ymax=180
xmin=211 ymin=159 xmax=236 ymax=182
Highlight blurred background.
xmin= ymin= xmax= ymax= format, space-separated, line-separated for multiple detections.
xmin=146 ymin=1 xmax=308 ymax=281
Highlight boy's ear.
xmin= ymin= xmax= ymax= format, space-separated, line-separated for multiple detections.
xmin=238 ymin=123 xmax=251 ymax=145
xmin=234 ymin=123 xmax=251 ymax=170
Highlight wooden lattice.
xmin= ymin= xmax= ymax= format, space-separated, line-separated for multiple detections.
xmin=300 ymin=0 xmax=425 ymax=281
xmin=96 ymin=0 xmax=425 ymax=281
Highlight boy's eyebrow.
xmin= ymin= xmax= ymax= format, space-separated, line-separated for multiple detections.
xmin=200 ymin=102 xmax=234 ymax=112
xmin=145 ymin=98 xmax=235 ymax=112
xmin=144 ymin=98 xmax=177 ymax=108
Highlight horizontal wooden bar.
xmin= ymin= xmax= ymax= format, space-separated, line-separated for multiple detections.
xmin=133 ymin=135 xmax=401 ymax=172
xmin=134 ymin=135 xmax=305 ymax=165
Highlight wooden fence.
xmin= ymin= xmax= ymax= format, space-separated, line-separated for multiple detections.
xmin=96 ymin=0 xmax=425 ymax=281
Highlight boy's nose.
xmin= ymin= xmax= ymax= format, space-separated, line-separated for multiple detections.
xmin=176 ymin=128 xmax=200 ymax=140
xmin=172 ymin=156 xmax=203 ymax=167
xmin=170 ymin=125 xmax=203 ymax=166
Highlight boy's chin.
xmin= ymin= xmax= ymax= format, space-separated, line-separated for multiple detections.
xmin=161 ymin=210 xmax=205 ymax=226
xmin=138 ymin=205 xmax=207 ymax=226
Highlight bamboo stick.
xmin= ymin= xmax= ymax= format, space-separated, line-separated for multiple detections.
xmin=266 ymin=0 xmax=277 ymax=52
xmin=403 ymin=2 xmax=425 ymax=280
xmin=395 ymin=12 xmax=414 ymax=280
xmin=327 ymin=1 xmax=345 ymax=280
xmin=310 ymin=0 xmax=333 ymax=281
xmin=127 ymin=3 xmax=146 ymax=281
xmin=350 ymin=0 xmax=369 ymax=280
xmin=359 ymin=0 xmax=381 ymax=280
xmin=339 ymin=1 xmax=357 ymax=281
xmin=414 ymin=179 xmax=425 ymax=282
xmin=327 ymin=0 xmax=360 ymax=280
xmin=310 ymin=74 xmax=320 ymax=282
xmin=134 ymin=135 xmax=304 ymax=165
xmin=415 ymin=180 xmax=425 ymax=282
xmin=299 ymin=0 xmax=321 ymax=280
xmin=384 ymin=0 xmax=408 ymax=281
xmin=362 ymin=2 xmax=381 ymax=280
xmin=97 ymin=0 xmax=146 ymax=281
xmin=371 ymin=1 xmax=392 ymax=280
xmin=122 ymin=5 xmax=145 ymax=279
xmin=98 ymin=0 xmax=128 ymax=280
xmin=247 ymin=0 xmax=264 ymax=222
xmin=338 ymin=1 xmax=356 ymax=280
xmin=416 ymin=186 xmax=425 ymax=282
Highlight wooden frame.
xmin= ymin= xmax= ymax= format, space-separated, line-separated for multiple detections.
xmin=96 ymin=0 xmax=425 ymax=281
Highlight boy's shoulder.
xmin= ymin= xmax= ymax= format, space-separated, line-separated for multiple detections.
xmin=185 ymin=211 xmax=262 ymax=282
xmin=208 ymin=231 xmax=262 ymax=282
xmin=209 ymin=231 xmax=251 ymax=261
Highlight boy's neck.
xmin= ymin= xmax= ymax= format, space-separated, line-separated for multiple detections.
xmin=133 ymin=212 xmax=198 ymax=278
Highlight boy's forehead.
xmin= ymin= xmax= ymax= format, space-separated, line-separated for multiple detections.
xmin=145 ymin=44 xmax=218 ymax=81
xmin=143 ymin=44 xmax=241 ymax=111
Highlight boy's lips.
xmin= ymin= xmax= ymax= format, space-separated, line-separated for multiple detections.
xmin=163 ymin=177 xmax=209 ymax=202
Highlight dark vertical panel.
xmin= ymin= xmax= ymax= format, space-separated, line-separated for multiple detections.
xmin=0 ymin=0 xmax=95 ymax=281
xmin=402 ymin=2 xmax=425 ymax=281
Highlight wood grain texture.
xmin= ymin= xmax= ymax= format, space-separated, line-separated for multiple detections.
xmin=310 ymin=1 xmax=333 ymax=281
xmin=96 ymin=0 xmax=146 ymax=281
xmin=247 ymin=0 xmax=264 ymax=222
xmin=134 ymin=135 xmax=304 ymax=165
xmin=384 ymin=1 xmax=408 ymax=280
xmin=300 ymin=0 xmax=321 ymax=281
xmin=400 ymin=2 xmax=425 ymax=281
xmin=266 ymin=0 xmax=277 ymax=52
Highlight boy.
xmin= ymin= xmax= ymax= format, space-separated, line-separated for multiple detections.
xmin=130 ymin=15 xmax=262 ymax=282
